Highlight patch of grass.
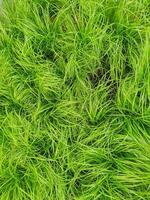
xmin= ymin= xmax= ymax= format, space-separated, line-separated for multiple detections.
xmin=0 ymin=0 xmax=150 ymax=199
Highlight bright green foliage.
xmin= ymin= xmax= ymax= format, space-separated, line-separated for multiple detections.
xmin=0 ymin=0 xmax=150 ymax=199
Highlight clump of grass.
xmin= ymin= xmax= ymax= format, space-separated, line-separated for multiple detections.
xmin=0 ymin=0 xmax=150 ymax=199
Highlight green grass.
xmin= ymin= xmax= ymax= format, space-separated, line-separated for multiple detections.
xmin=0 ymin=0 xmax=150 ymax=199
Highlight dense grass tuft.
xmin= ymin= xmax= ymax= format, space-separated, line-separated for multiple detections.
xmin=0 ymin=0 xmax=150 ymax=199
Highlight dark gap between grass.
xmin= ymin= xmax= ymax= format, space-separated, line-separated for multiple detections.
xmin=42 ymin=50 xmax=57 ymax=61
xmin=88 ymin=67 xmax=117 ymax=99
